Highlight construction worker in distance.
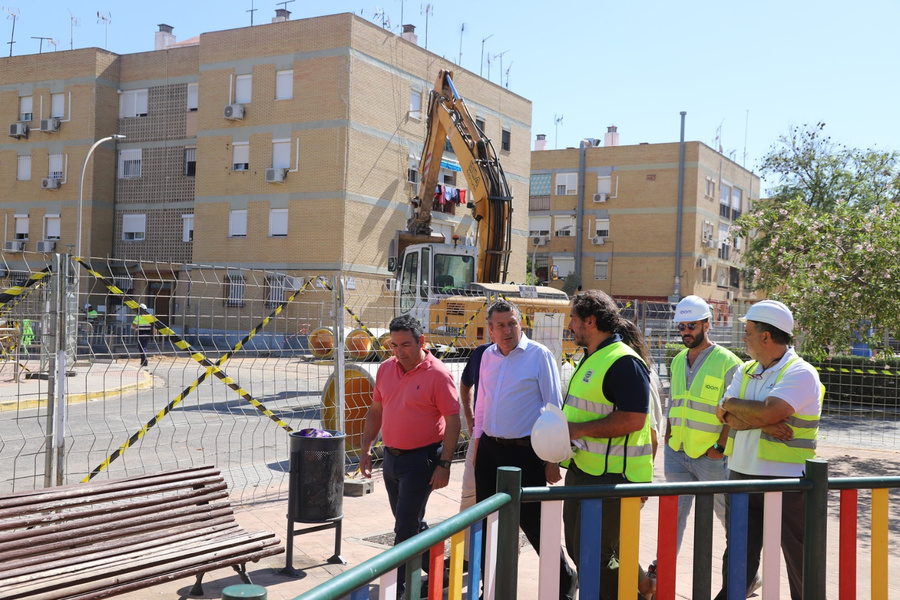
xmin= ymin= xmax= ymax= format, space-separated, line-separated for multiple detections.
xmin=665 ymin=295 xmax=742 ymax=558
xmin=21 ymin=319 xmax=34 ymax=355
xmin=132 ymin=303 xmax=153 ymax=367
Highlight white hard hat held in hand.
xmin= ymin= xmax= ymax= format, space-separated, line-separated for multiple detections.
xmin=531 ymin=403 xmax=576 ymax=463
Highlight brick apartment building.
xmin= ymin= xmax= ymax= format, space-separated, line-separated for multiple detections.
xmin=529 ymin=128 xmax=760 ymax=319
xmin=0 ymin=11 xmax=532 ymax=324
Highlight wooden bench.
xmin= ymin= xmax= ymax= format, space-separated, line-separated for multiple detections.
xmin=0 ymin=465 xmax=284 ymax=600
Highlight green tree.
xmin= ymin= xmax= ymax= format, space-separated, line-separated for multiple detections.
xmin=561 ymin=272 xmax=581 ymax=297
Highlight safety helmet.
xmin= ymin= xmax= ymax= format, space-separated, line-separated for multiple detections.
xmin=531 ymin=404 xmax=575 ymax=463
xmin=139 ymin=303 xmax=147 ymax=310
xmin=673 ymin=295 xmax=712 ymax=323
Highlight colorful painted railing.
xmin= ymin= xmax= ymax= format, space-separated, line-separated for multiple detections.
xmin=292 ymin=460 xmax=900 ymax=600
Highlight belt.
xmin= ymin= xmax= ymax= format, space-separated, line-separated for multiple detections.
xmin=484 ymin=435 xmax=531 ymax=447
xmin=385 ymin=442 xmax=440 ymax=456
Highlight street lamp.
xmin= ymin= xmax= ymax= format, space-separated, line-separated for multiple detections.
xmin=77 ymin=134 xmax=125 ymax=260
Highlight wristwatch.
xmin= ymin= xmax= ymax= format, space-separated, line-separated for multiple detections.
xmin=713 ymin=443 xmax=726 ymax=454
xmin=437 ymin=459 xmax=452 ymax=469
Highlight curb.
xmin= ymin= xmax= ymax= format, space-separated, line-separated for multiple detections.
xmin=0 ymin=370 xmax=154 ymax=412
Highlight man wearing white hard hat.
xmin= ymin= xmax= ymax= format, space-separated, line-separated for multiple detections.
xmin=131 ymin=302 xmax=153 ymax=367
xmin=713 ymin=300 xmax=823 ymax=600
xmin=665 ymin=296 xmax=742 ymax=558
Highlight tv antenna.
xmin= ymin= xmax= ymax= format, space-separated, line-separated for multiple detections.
xmin=420 ymin=3 xmax=432 ymax=49
xmin=68 ymin=9 xmax=79 ymax=50
xmin=457 ymin=22 xmax=464 ymax=65
xmin=96 ymin=11 xmax=111 ymax=50
xmin=554 ymin=114 xmax=564 ymax=149
xmin=32 ymin=35 xmax=52 ymax=53
xmin=480 ymin=33 xmax=493 ymax=77
xmin=485 ymin=53 xmax=491 ymax=80
xmin=397 ymin=0 xmax=405 ymax=27
xmin=373 ymin=6 xmax=391 ymax=29
xmin=3 ymin=6 xmax=19 ymax=57
xmin=246 ymin=0 xmax=257 ymax=25
xmin=48 ymin=37 xmax=59 ymax=51
xmin=276 ymin=0 xmax=295 ymax=14
xmin=504 ymin=61 xmax=513 ymax=89
xmin=493 ymin=49 xmax=509 ymax=85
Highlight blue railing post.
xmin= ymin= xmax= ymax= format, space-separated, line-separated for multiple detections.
xmin=802 ymin=459 xmax=828 ymax=600
xmin=496 ymin=467 xmax=522 ymax=600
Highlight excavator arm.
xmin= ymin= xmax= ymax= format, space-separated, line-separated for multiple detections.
xmin=408 ymin=70 xmax=512 ymax=284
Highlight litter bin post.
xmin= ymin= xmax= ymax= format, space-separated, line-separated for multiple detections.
xmin=282 ymin=430 xmax=347 ymax=576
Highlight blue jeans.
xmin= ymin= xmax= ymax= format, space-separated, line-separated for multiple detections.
xmin=663 ymin=443 xmax=729 ymax=556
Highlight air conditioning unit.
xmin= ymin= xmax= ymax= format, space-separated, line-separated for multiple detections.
xmin=697 ymin=256 xmax=708 ymax=268
xmin=727 ymin=290 xmax=735 ymax=300
xmin=4 ymin=241 xmax=24 ymax=252
xmin=532 ymin=235 xmax=548 ymax=247
xmin=591 ymin=236 xmax=606 ymax=245
xmin=385 ymin=277 xmax=399 ymax=292
xmin=9 ymin=122 xmax=28 ymax=138
xmin=223 ymin=104 xmax=245 ymax=120
xmin=285 ymin=276 xmax=305 ymax=291
xmin=41 ymin=118 xmax=60 ymax=132
xmin=36 ymin=241 xmax=56 ymax=252
xmin=265 ymin=167 xmax=287 ymax=183
xmin=706 ymin=239 xmax=718 ymax=248
xmin=593 ymin=193 xmax=607 ymax=203
xmin=41 ymin=178 xmax=60 ymax=190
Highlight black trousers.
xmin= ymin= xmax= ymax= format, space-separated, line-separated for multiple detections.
xmin=714 ymin=470 xmax=806 ymax=600
xmin=475 ymin=435 xmax=578 ymax=600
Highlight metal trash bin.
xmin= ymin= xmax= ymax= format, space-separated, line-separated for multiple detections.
xmin=282 ymin=429 xmax=347 ymax=575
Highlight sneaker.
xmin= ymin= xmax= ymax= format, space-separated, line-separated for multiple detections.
xmin=747 ymin=573 xmax=762 ymax=597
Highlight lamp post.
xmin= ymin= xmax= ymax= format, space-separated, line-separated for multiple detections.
xmin=77 ymin=134 xmax=125 ymax=260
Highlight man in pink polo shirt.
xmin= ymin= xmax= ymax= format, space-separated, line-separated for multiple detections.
xmin=360 ymin=314 xmax=461 ymax=584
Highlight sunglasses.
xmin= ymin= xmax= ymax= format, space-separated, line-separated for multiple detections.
xmin=677 ymin=323 xmax=702 ymax=331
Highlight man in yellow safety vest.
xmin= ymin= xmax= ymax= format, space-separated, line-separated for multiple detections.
xmin=714 ymin=300 xmax=823 ymax=600
xmin=665 ymin=296 xmax=742 ymax=557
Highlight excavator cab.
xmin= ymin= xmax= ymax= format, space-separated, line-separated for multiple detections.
xmin=396 ymin=242 xmax=476 ymax=325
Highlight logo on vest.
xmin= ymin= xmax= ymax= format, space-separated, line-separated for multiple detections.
xmin=582 ymin=369 xmax=594 ymax=383
xmin=704 ymin=383 xmax=718 ymax=392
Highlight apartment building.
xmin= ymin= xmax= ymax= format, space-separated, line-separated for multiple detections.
xmin=529 ymin=129 xmax=760 ymax=317
xmin=1 ymin=12 xmax=532 ymax=324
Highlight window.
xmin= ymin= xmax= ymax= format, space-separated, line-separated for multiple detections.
xmin=554 ymin=215 xmax=575 ymax=236
xmin=272 ymin=140 xmax=290 ymax=169
xmin=444 ymin=138 xmax=454 ymax=154
xmin=716 ymin=267 xmax=729 ymax=288
xmin=235 ymin=74 xmax=252 ymax=104
xmin=719 ymin=184 xmax=732 ymax=218
xmin=186 ymin=82 xmax=198 ymax=111
xmin=118 ymin=149 xmax=142 ymax=178
xmin=225 ymin=273 xmax=245 ymax=307
xmin=529 ymin=216 xmax=551 ymax=236
xmin=501 ymin=128 xmax=511 ymax=151
xmin=50 ymin=93 xmax=65 ymax=119
xmin=705 ymin=177 xmax=716 ymax=198
xmin=9 ymin=270 xmax=29 ymax=287
xmin=275 ymin=70 xmax=293 ymax=100
xmin=44 ymin=214 xmax=61 ymax=240
xmin=731 ymin=187 xmax=743 ymax=220
xmin=556 ymin=172 xmax=577 ymax=195
xmin=702 ymin=265 xmax=713 ymax=284
xmin=701 ymin=220 xmax=715 ymax=244
xmin=16 ymin=155 xmax=31 ymax=180
xmin=14 ymin=215 xmax=28 ymax=241
xmin=594 ymin=260 xmax=609 ymax=281
xmin=553 ymin=256 xmax=575 ymax=279
xmin=718 ymin=224 xmax=730 ymax=261
xmin=269 ymin=208 xmax=288 ymax=237
xmin=184 ymin=147 xmax=196 ymax=176
xmin=122 ymin=214 xmax=146 ymax=241
xmin=266 ymin=274 xmax=286 ymax=308
xmin=409 ymin=89 xmax=422 ymax=119
xmin=48 ymin=153 xmax=64 ymax=180
xmin=597 ymin=175 xmax=612 ymax=195
xmin=594 ymin=218 xmax=610 ymax=238
xmin=475 ymin=117 xmax=485 ymax=134
xmin=119 ymin=89 xmax=148 ymax=118
xmin=232 ymin=143 xmax=249 ymax=171
xmin=229 ymin=210 xmax=247 ymax=237
xmin=19 ymin=96 xmax=32 ymax=121
xmin=407 ymin=156 xmax=419 ymax=184
xmin=182 ymin=214 xmax=194 ymax=242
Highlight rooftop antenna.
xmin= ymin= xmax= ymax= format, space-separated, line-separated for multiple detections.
xmin=68 ymin=9 xmax=79 ymax=50
xmin=504 ymin=61 xmax=513 ymax=89
xmin=48 ymin=37 xmax=59 ymax=51
xmin=485 ymin=53 xmax=491 ymax=80
xmin=31 ymin=35 xmax=52 ymax=53
xmin=3 ymin=6 xmax=19 ymax=58
xmin=373 ymin=6 xmax=391 ymax=29
xmin=480 ymin=33 xmax=493 ymax=77
xmin=96 ymin=11 xmax=111 ymax=50
xmin=554 ymin=114 xmax=564 ymax=149
xmin=276 ymin=0 xmax=295 ymax=14
xmin=714 ymin=119 xmax=723 ymax=153
xmin=494 ymin=49 xmax=509 ymax=85
xmin=246 ymin=0 xmax=257 ymax=25
xmin=420 ymin=3 xmax=432 ymax=49
xmin=457 ymin=22 xmax=464 ymax=65
xmin=396 ymin=0 xmax=404 ymax=28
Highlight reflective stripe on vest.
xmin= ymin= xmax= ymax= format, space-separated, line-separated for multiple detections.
xmin=562 ymin=341 xmax=653 ymax=482
xmin=668 ymin=345 xmax=741 ymax=458
xmin=724 ymin=357 xmax=824 ymax=464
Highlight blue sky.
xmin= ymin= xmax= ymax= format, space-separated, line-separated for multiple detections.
xmin=7 ymin=0 xmax=898 ymax=193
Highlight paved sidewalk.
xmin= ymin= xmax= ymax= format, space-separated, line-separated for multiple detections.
xmin=104 ymin=440 xmax=900 ymax=600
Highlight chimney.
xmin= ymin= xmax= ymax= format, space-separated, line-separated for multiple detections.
xmin=535 ymin=134 xmax=547 ymax=151
xmin=604 ymin=125 xmax=619 ymax=147
xmin=401 ymin=24 xmax=418 ymax=45
xmin=155 ymin=24 xmax=175 ymax=50
xmin=272 ymin=9 xmax=291 ymax=23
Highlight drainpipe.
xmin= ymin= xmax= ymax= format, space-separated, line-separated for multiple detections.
xmin=575 ymin=139 xmax=596 ymax=285
xmin=673 ymin=111 xmax=686 ymax=301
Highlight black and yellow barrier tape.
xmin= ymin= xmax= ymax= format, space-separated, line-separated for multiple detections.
xmin=318 ymin=279 xmax=391 ymax=356
xmin=0 ymin=268 xmax=51 ymax=311
xmin=0 ymin=279 xmax=45 ymax=319
xmin=439 ymin=299 xmax=488 ymax=360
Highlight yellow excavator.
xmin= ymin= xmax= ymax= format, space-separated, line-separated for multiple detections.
xmin=388 ymin=69 xmax=571 ymax=354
